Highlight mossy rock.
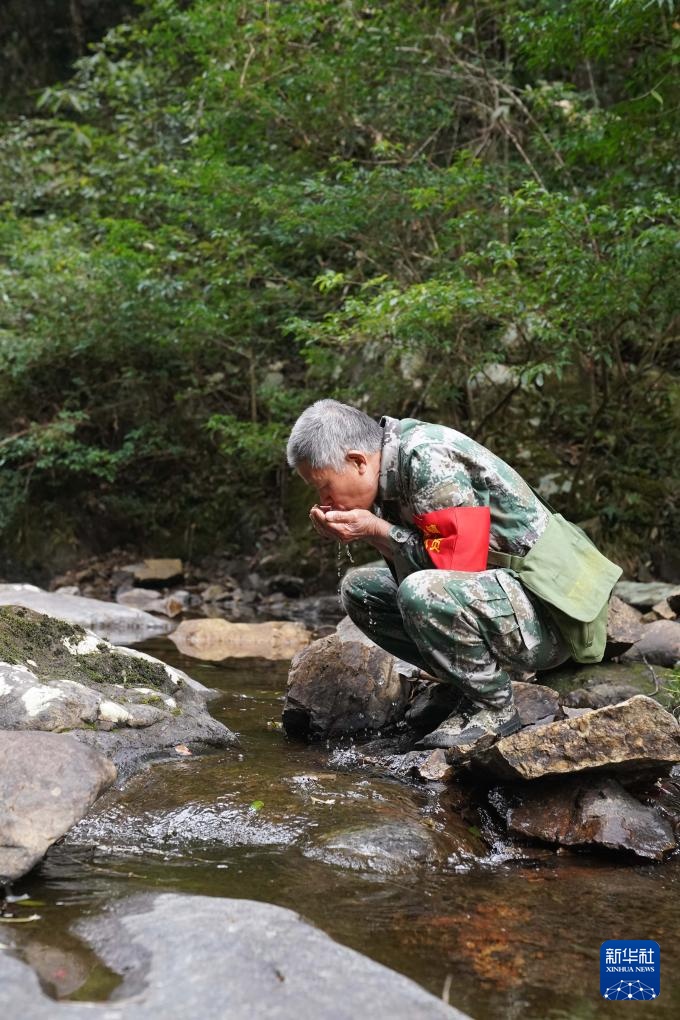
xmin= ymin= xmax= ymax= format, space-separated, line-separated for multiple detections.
xmin=0 ymin=605 xmax=173 ymax=693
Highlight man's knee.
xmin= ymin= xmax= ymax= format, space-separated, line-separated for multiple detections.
xmin=397 ymin=570 xmax=443 ymax=618
xmin=340 ymin=566 xmax=373 ymax=614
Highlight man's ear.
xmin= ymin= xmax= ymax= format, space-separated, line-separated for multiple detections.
xmin=346 ymin=450 xmax=368 ymax=474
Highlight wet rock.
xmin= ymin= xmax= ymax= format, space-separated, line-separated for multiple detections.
xmin=404 ymin=681 xmax=462 ymax=733
xmin=307 ymin=821 xmax=442 ymax=874
xmin=122 ymin=558 xmax=184 ymax=587
xmin=0 ymin=583 xmax=171 ymax=645
xmin=0 ymin=606 xmax=237 ymax=777
xmin=506 ymin=777 xmax=676 ymax=861
xmin=282 ymin=627 xmax=410 ymax=740
xmin=354 ymin=747 xmax=434 ymax=781
xmin=623 ymin=620 xmax=680 ymax=668
xmin=604 ymin=596 xmax=645 ymax=658
xmin=561 ymin=681 xmax=643 ymax=709
xmin=474 ymin=696 xmax=680 ymax=781
xmin=0 ymin=731 xmax=116 ymax=882
xmin=418 ymin=748 xmax=455 ymax=782
xmin=0 ymin=893 xmax=472 ymax=1019
xmin=169 ymin=618 xmax=311 ymax=661
xmin=614 ymin=581 xmax=680 ymax=610
xmin=512 ymin=681 xmax=561 ymax=726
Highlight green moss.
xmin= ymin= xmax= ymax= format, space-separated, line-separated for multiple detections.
xmin=0 ymin=605 xmax=86 ymax=666
xmin=0 ymin=605 xmax=174 ymax=693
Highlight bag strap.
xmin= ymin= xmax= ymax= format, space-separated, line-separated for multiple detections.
xmin=487 ymin=483 xmax=560 ymax=570
xmin=487 ymin=548 xmax=526 ymax=570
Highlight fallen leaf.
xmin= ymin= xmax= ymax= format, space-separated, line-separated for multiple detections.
xmin=174 ymin=744 xmax=192 ymax=756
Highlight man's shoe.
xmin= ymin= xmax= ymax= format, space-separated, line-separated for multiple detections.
xmin=415 ymin=702 xmax=522 ymax=753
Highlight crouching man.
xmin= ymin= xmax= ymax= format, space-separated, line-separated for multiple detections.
xmin=286 ymin=399 xmax=621 ymax=755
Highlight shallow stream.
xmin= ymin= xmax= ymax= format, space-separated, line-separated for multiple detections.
xmin=6 ymin=638 xmax=680 ymax=1019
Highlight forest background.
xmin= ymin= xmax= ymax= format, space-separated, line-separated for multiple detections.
xmin=0 ymin=0 xmax=678 ymax=583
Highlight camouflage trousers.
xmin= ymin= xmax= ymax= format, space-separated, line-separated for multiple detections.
xmin=341 ymin=566 xmax=570 ymax=708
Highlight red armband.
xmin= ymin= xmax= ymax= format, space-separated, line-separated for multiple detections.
xmin=412 ymin=506 xmax=490 ymax=571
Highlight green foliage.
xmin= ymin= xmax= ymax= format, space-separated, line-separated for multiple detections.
xmin=0 ymin=0 xmax=678 ymax=570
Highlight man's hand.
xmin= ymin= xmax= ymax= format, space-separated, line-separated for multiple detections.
xmin=309 ymin=506 xmax=392 ymax=555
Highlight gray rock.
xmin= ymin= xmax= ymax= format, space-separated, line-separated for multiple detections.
xmin=0 ymin=893 xmax=472 ymax=1019
xmin=115 ymin=588 xmax=166 ymax=613
xmin=561 ymin=680 xmax=644 ymax=709
xmin=0 ymin=731 xmax=116 ymax=882
xmin=306 ymin=821 xmax=443 ymax=874
xmin=0 ymin=584 xmax=171 ymax=645
xmin=512 ymin=681 xmax=561 ymax=726
xmin=604 ymin=595 xmax=645 ymax=658
xmin=614 ymin=581 xmax=680 ymax=610
xmin=651 ymin=598 xmax=677 ymax=621
xmin=283 ymin=625 xmax=411 ymax=739
xmin=0 ymin=606 xmax=237 ymax=778
xmin=474 ymin=695 xmax=680 ymax=781
xmin=623 ymin=619 xmax=680 ymax=668
xmin=507 ymin=777 xmax=676 ymax=861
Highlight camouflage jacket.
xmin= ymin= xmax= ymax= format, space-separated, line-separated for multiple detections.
xmin=375 ymin=416 xmax=551 ymax=583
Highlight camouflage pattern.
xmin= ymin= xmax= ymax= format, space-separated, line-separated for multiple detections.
xmin=340 ymin=415 xmax=571 ymax=707
xmin=341 ymin=564 xmax=569 ymax=708
xmin=377 ymin=416 xmax=551 ymax=585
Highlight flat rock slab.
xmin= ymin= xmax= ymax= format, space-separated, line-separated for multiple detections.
xmin=614 ymin=581 xmax=680 ymax=610
xmin=507 ymin=776 xmax=676 ymax=861
xmin=623 ymin=619 xmax=680 ymax=668
xmin=0 ymin=731 xmax=116 ymax=882
xmin=169 ymin=618 xmax=311 ymax=661
xmin=474 ymin=695 xmax=680 ymax=781
xmin=0 ymin=893 xmax=472 ymax=1019
xmin=121 ymin=558 xmax=184 ymax=586
xmin=283 ymin=629 xmax=410 ymax=739
xmin=0 ymin=584 xmax=170 ymax=645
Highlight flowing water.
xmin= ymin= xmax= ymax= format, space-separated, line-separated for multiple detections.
xmin=5 ymin=639 xmax=680 ymax=1018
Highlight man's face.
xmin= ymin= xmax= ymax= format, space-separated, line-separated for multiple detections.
xmin=297 ymin=452 xmax=380 ymax=511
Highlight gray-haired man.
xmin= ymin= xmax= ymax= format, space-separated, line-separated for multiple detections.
xmin=287 ymin=399 xmax=620 ymax=754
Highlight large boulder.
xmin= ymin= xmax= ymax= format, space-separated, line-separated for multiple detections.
xmin=506 ymin=776 xmax=676 ymax=861
xmin=282 ymin=619 xmax=411 ymax=739
xmin=0 ymin=606 xmax=237 ymax=777
xmin=169 ymin=617 xmax=311 ymax=661
xmin=474 ymin=696 xmax=680 ymax=781
xmin=0 ymin=893 xmax=472 ymax=1019
xmin=623 ymin=619 xmax=680 ymax=668
xmin=0 ymin=731 xmax=116 ymax=882
xmin=0 ymin=583 xmax=170 ymax=645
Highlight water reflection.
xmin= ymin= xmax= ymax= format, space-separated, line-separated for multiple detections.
xmin=5 ymin=640 xmax=680 ymax=1018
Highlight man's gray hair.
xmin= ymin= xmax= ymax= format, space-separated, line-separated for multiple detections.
xmin=287 ymin=399 xmax=383 ymax=471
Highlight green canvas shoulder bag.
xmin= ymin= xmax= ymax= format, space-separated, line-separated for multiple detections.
xmin=487 ymin=513 xmax=622 ymax=663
